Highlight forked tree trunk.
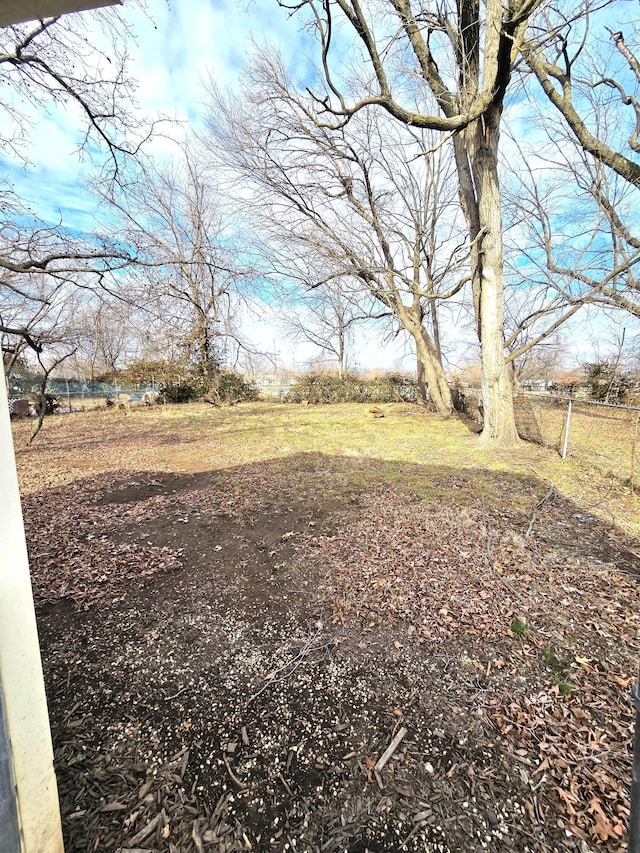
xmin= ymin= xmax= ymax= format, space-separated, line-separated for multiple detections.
xmin=413 ymin=329 xmax=453 ymax=416
xmin=394 ymin=301 xmax=452 ymax=415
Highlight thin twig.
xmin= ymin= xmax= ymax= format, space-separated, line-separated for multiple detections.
xmin=277 ymin=771 xmax=293 ymax=796
xmin=531 ymin=773 xmax=547 ymax=792
xmin=525 ymin=483 xmax=555 ymax=537
xmin=223 ymin=754 xmax=245 ymax=789
xmin=246 ymin=625 xmax=324 ymax=705
xmin=166 ymin=686 xmax=189 ymax=700
xmin=481 ymin=500 xmax=522 ymax=600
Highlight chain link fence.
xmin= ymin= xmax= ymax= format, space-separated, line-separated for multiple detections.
xmin=454 ymin=387 xmax=640 ymax=490
xmin=5 ymin=362 xmax=156 ymax=415
xmin=522 ymin=394 xmax=640 ymax=489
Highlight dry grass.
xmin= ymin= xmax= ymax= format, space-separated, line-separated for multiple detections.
xmin=12 ymin=400 xmax=640 ymax=535
xmin=531 ymin=396 xmax=640 ymax=490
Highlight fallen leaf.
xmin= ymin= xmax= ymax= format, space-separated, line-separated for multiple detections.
xmin=588 ymin=797 xmax=618 ymax=841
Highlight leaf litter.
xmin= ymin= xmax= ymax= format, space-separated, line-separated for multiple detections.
xmin=14 ymin=412 xmax=640 ymax=852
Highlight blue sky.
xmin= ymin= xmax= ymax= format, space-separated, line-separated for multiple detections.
xmin=4 ymin=0 xmax=640 ymax=374
xmin=6 ymin=0 xmax=311 ymax=220
xmin=3 ymin=0 xmax=436 ymax=372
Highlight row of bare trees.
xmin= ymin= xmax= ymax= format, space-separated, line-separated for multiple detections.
xmin=195 ymin=1 xmax=640 ymax=447
xmin=207 ymin=63 xmax=470 ymax=414
xmin=0 ymin=6 xmax=251 ymax=392
xmin=2 ymin=2 xmax=640 ymax=449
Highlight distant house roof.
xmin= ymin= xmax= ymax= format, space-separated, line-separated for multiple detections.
xmin=0 ymin=0 xmax=119 ymax=27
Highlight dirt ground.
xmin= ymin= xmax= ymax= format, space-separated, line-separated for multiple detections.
xmin=14 ymin=404 xmax=640 ymax=852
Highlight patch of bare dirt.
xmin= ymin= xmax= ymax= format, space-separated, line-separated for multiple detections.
xmin=27 ymin=456 xmax=639 ymax=852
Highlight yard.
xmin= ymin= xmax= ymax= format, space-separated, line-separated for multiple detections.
xmin=12 ymin=401 xmax=640 ymax=852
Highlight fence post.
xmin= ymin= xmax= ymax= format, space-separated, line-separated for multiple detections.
xmin=630 ymin=678 xmax=640 ymax=853
xmin=562 ymin=398 xmax=573 ymax=459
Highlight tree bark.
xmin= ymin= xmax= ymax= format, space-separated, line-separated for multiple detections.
xmin=337 ymin=305 xmax=346 ymax=379
xmin=394 ymin=299 xmax=453 ymax=415
xmin=412 ymin=326 xmax=453 ymax=415
xmin=462 ymin=115 xmax=521 ymax=447
xmin=416 ymin=357 xmax=427 ymax=405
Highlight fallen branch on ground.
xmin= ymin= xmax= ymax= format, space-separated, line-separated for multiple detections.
xmin=526 ymin=483 xmax=555 ymax=537
xmin=481 ymin=501 xmax=522 ymax=600
xmin=375 ymin=727 xmax=408 ymax=774
xmin=223 ymin=754 xmax=245 ymax=789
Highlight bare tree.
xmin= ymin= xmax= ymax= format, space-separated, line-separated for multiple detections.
xmin=522 ymin=11 xmax=640 ymax=189
xmin=0 ymin=11 xmax=155 ymax=178
xmin=206 ymin=54 xmax=476 ymax=416
xmin=0 ymin=218 xmax=141 ymax=416
xmin=501 ymin=60 xmax=640 ymax=337
xmin=28 ymin=346 xmax=77 ymax=445
xmin=278 ymin=278 xmax=374 ymax=378
xmin=0 ymin=7 xmax=159 ymax=366
xmin=0 ymin=268 xmax=90 ymax=441
xmin=514 ymin=5 xmax=640 ymax=350
xmin=1 ymin=269 xmax=85 ymax=364
xmin=509 ymin=334 xmax=565 ymax=389
xmin=271 ymin=0 xmax=557 ymax=445
xmin=104 ymin=148 xmax=248 ymax=391
xmin=0 ymin=213 xmax=136 ymax=284
xmin=70 ymin=298 xmax=134 ymax=380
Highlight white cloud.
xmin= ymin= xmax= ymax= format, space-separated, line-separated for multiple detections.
xmin=120 ymin=0 xmax=312 ymax=129
xmin=1 ymin=0 xmax=312 ymax=222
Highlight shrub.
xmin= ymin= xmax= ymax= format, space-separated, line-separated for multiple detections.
xmin=287 ymin=371 xmax=418 ymax=404
xmin=216 ymin=369 xmax=258 ymax=404
xmin=160 ymin=381 xmax=200 ymax=404
xmin=160 ymin=370 xmax=258 ymax=405
xmin=582 ymin=362 xmax=634 ymax=403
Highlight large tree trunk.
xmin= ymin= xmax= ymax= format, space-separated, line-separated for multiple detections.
xmin=412 ymin=327 xmax=453 ymax=416
xmin=395 ymin=301 xmax=452 ymax=415
xmin=461 ymin=115 xmax=521 ymax=447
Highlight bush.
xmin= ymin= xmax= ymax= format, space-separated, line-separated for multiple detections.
xmin=160 ymin=370 xmax=258 ymax=405
xmin=287 ymin=371 xmax=418 ymax=404
xmin=583 ymin=362 xmax=634 ymax=403
xmin=116 ymin=358 xmax=185 ymax=388
xmin=216 ymin=370 xmax=259 ymax=404
xmin=160 ymin=381 xmax=200 ymax=404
